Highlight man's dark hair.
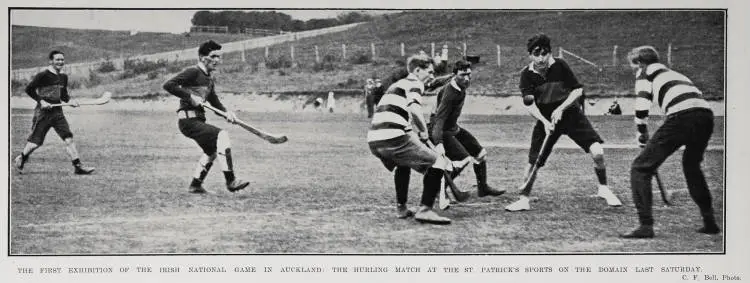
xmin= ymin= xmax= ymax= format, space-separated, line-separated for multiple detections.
xmin=48 ymin=50 xmax=64 ymax=60
xmin=452 ymin=60 xmax=472 ymax=74
xmin=198 ymin=40 xmax=222 ymax=57
xmin=526 ymin=33 xmax=551 ymax=53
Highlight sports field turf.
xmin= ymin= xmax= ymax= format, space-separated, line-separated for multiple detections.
xmin=9 ymin=109 xmax=724 ymax=254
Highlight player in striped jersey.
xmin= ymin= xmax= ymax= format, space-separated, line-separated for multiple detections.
xmin=620 ymin=46 xmax=719 ymax=238
xmin=367 ymin=54 xmax=452 ymax=225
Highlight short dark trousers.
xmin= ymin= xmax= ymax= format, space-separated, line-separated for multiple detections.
xmin=437 ymin=127 xmax=483 ymax=161
xmin=178 ymin=117 xmax=222 ymax=155
xmin=27 ymin=107 xmax=73 ymax=145
xmin=529 ymin=106 xmax=603 ymax=166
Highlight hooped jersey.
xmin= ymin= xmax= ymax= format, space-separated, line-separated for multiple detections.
xmin=634 ymin=63 xmax=709 ymax=116
xmin=367 ymin=73 xmax=425 ymax=142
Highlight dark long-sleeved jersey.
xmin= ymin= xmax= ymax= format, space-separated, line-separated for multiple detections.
xmin=519 ymin=58 xmax=582 ymax=119
xmin=430 ymin=79 xmax=465 ymax=144
xmin=25 ymin=69 xmax=70 ymax=104
xmin=163 ymin=65 xmax=226 ymax=112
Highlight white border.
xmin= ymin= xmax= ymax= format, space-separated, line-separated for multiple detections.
xmin=2 ymin=1 xmax=748 ymax=283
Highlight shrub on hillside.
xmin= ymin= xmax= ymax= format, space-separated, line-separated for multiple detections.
xmin=348 ymin=51 xmax=372 ymax=65
xmin=123 ymin=58 xmax=168 ymax=76
xmin=119 ymin=70 xmax=137 ymax=80
xmin=147 ymin=71 xmax=160 ymax=80
xmin=97 ymin=60 xmax=117 ymax=73
xmin=265 ymin=55 xmax=292 ymax=69
xmin=88 ymin=70 xmax=103 ymax=87
xmin=312 ymin=61 xmax=336 ymax=72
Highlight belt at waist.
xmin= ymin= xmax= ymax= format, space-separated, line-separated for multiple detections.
xmin=177 ymin=110 xmax=204 ymax=119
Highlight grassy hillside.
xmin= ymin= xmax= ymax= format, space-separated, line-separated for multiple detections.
xmin=11 ymin=11 xmax=725 ymax=99
xmin=236 ymin=10 xmax=724 ymax=98
xmin=11 ymin=25 xmax=256 ymax=69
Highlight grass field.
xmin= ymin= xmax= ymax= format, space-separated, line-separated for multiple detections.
xmin=9 ymin=109 xmax=724 ymax=254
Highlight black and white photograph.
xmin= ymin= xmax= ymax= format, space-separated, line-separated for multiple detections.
xmin=2 ymin=1 xmax=748 ymax=282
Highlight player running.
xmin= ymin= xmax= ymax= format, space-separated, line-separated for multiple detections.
xmin=620 ymin=46 xmax=719 ymax=238
xmin=429 ymin=59 xmax=506 ymax=198
xmin=163 ymin=40 xmax=249 ymax=194
xmin=367 ymin=53 xmax=453 ymax=225
xmin=14 ymin=50 xmax=95 ymax=175
xmin=505 ymin=33 xmax=622 ymax=212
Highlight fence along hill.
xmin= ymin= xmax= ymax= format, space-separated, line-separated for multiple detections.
xmin=11 ymin=11 xmax=724 ymax=100
xmin=238 ymin=10 xmax=723 ymax=99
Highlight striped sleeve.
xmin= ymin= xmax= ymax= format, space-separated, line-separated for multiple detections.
xmin=406 ymin=83 xmax=424 ymax=107
xmin=633 ymin=68 xmax=651 ymax=120
xmin=634 ymin=69 xmax=653 ymax=101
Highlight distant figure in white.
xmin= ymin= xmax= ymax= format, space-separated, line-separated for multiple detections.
xmin=327 ymin=91 xmax=336 ymax=113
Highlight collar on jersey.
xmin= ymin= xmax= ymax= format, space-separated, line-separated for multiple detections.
xmin=645 ymin=63 xmax=668 ymax=75
xmin=528 ymin=56 xmax=556 ymax=75
xmin=47 ymin=66 xmax=63 ymax=75
xmin=197 ymin=62 xmax=210 ymax=75
xmin=450 ymin=78 xmax=462 ymax=91
xmin=406 ymin=73 xmax=420 ymax=81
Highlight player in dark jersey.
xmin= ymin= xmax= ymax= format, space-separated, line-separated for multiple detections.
xmin=620 ymin=46 xmax=719 ymax=238
xmin=505 ymin=34 xmax=622 ymax=211
xmin=14 ymin=50 xmax=95 ymax=175
xmin=429 ymin=59 xmax=506 ymax=198
xmin=163 ymin=40 xmax=249 ymax=194
xmin=367 ymin=53 xmax=453 ymax=225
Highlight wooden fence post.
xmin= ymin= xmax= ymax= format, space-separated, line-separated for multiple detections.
xmin=315 ymin=45 xmax=320 ymax=63
xmin=431 ymin=42 xmax=435 ymax=58
xmin=342 ymin=44 xmax=347 ymax=59
xmin=612 ymin=45 xmax=618 ymax=66
xmin=371 ymin=42 xmax=376 ymax=58
xmin=667 ymin=43 xmax=673 ymax=67
xmin=290 ymin=45 xmax=296 ymax=67
xmin=241 ymin=42 xmax=246 ymax=62
xmin=400 ymin=43 xmax=405 ymax=57
xmin=496 ymin=45 xmax=501 ymax=67
xmin=462 ymin=42 xmax=467 ymax=56
xmin=559 ymin=47 xmax=563 ymax=58
xmin=265 ymin=46 xmax=269 ymax=60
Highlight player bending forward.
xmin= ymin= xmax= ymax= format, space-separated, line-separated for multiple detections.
xmin=14 ymin=50 xmax=95 ymax=175
xmin=620 ymin=46 xmax=719 ymax=238
xmin=429 ymin=59 xmax=505 ymax=197
xmin=505 ymin=33 xmax=622 ymax=212
xmin=163 ymin=40 xmax=249 ymax=194
xmin=367 ymin=54 xmax=453 ymax=225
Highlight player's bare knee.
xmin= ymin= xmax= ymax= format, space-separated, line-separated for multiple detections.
xmin=63 ymin=137 xmax=75 ymax=146
xmin=474 ymin=148 xmax=487 ymax=163
xmin=217 ymin=130 xmax=231 ymax=151
xmin=589 ymin=143 xmax=605 ymax=167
